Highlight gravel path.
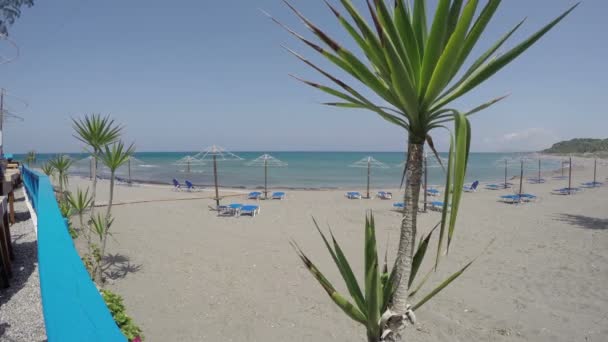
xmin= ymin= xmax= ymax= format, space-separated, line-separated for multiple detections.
xmin=0 ymin=187 xmax=46 ymax=342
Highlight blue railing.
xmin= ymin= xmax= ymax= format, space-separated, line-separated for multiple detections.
xmin=21 ymin=165 xmax=126 ymax=342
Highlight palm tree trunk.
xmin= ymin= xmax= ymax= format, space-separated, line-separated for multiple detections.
xmin=106 ymin=171 xmax=115 ymax=220
xmin=91 ymin=155 xmax=98 ymax=215
xmin=390 ymin=143 xmax=424 ymax=315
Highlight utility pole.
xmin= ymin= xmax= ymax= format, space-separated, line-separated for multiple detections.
xmin=0 ymin=88 xmax=4 ymax=159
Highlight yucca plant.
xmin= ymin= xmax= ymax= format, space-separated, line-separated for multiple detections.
xmin=73 ymin=114 xmax=123 ymax=213
xmin=269 ymin=0 xmax=577 ymax=340
xmin=41 ymin=162 xmax=55 ymax=178
xmin=99 ymin=141 xmax=135 ymax=219
xmin=48 ymin=154 xmax=73 ymax=200
xmin=90 ymin=213 xmax=114 ymax=284
xmin=24 ymin=150 xmax=36 ymax=166
xmin=66 ymin=187 xmax=93 ymax=249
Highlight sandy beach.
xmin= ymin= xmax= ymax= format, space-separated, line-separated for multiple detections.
xmin=66 ymin=159 xmax=608 ymax=341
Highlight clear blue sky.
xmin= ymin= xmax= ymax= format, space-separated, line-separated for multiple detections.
xmin=1 ymin=0 xmax=606 ymax=153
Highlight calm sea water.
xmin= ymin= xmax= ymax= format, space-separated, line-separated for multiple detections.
xmin=15 ymin=152 xmax=563 ymax=189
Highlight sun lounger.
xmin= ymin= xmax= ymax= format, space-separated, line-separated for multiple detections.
xmin=551 ymin=187 xmax=581 ymax=195
xmin=271 ymin=192 xmax=286 ymax=200
xmin=426 ymin=188 xmax=440 ymax=196
xmin=185 ymin=180 xmax=200 ymax=192
xmin=248 ymin=191 xmax=262 ymax=200
xmin=463 ymin=181 xmax=479 ymax=192
xmin=172 ymin=178 xmax=183 ymax=191
xmin=218 ymin=203 xmax=243 ymax=216
xmin=393 ymin=202 xmax=405 ymax=209
xmin=581 ymin=181 xmax=603 ymax=188
xmin=346 ymin=192 xmax=362 ymax=199
xmin=485 ymin=182 xmax=513 ymax=190
xmin=240 ymin=205 xmax=260 ymax=217
xmin=429 ymin=201 xmax=446 ymax=211
xmin=527 ymin=178 xmax=546 ymax=184
xmin=500 ymin=193 xmax=537 ymax=204
xmin=377 ymin=191 xmax=392 ymax=200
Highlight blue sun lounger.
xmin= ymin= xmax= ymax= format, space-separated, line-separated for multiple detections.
xmin=377 ymin=191 xmax=392 ymax=200
xmin=581 ymin=181 xmax=603 ymax=188
xmin=485 ymin=182 xmax=513 ymax=190
xmin=527 ymin=178 xmax=546 ymax=184
xmin=218 ymin=203 xmax=243 ymax=216
xmin=185 ymin=180 xmax=200 ymax=192
xmin=272 ymin=192 xmax=286 ymax=200
xmin=240 ymin=205 xmax=260 ymax=217
xmin=463 ymin=181 xmax=479 ymax=192
xmin=393 ymin=202 xmax=405 ymax=209
xmin=429 ymin=201 xmax=447 ymax=211
xmin=500 ymin=194 xmax=537 ymax=204
xmin=346 ymin=192 xmax=362 ymax=199
xmin=248 ymin=191 xmax=263 ymax=200
xmin=172 ymin=178 xmax=183 ymax=191
xmin=552 ymin=187 xmax=581 ymax=195
xmin=426 ymin=188 xmax=440 ymax=196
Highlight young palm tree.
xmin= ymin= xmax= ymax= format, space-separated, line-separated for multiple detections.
xmin=24 ymin=150 xmax=36 ymax=166
xmin=90 ymin=213 xmax=113 ymax=284
xmin=41 ymin=162 xmax=55 ymax=178
xmin=99 ymin=141 xmax=135 ymax=219
xmin=72 ymin=114 xmax=123 ymax=213
xmin=66 ymin=188 xmax=93 ymax=249
xmin=269 ymin=1 xmax=577 ymax=340
xmin=48 ymin=154 xmax=73 ymax=200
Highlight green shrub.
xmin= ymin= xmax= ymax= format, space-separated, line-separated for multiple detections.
xmin=100 ymin=289 xmax=144 ymax=341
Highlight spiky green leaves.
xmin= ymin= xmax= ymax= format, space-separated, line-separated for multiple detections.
xmin=66 ymin=188 xmax=93 ymax=217
xmin=270 ymin=0 xmax=578 ymax=138
xmin=99 ymin=141 xmax=135 ymax=172
xmin=72 ymin=114 xmax=123 ymax=154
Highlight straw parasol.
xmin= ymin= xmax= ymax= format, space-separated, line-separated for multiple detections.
xmin=194 ymin=145 xmax=243 ymax=207
xmin=124 ymin=156 xmax=147 ymax=184
xmin=349 ymin=156 xmax=389 ymax=199
xmin=173 ymin=155 xmax=206 ymax=174
xmin=246 ymin=154 xmax=288 ymax=199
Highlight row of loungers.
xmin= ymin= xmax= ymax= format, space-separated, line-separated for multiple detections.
xmin=247 ymin=191 xmax=286 ymax=200
xmin=218 ymin=204 xmax=260 ymax=217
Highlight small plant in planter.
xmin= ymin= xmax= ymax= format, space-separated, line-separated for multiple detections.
xmin=100 ymin=289 xmax=144 ymax=341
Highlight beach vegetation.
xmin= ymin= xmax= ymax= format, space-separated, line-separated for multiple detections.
xmin=48 ymin=154 xmax=73 ymax=201
xmin=66 ymin=188 xmax=93 ymax=249
xmin=40 ymin=162 xmax=54 ymax=178
xmin=101 ymin=289 xmax=144 ymax=341
xmin=271 ymin=0 xmax=577 ymax=340
xmin=543 ymin=138 xmax=608 ymax=154
xmin=0 ymin=0 xmax=34 ymax=36
xmin=24 ymin=150 xmax=36 ymax=166
xmin=72 ymin=114 xmax=123 ymax=214
xmin=99 ymin=141 xmax=135 ymax=219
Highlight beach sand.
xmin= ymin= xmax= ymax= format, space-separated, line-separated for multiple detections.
xmin=67 ymin=159 xmax=608 ymax=341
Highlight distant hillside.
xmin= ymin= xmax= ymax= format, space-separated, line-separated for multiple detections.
xmin=543 ymin=138 xmax=608 ymax=154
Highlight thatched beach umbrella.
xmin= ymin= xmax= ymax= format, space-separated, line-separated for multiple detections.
xmin=173 ymin=155 xmax=206 ymax=174
xmin=124 ymin=156 xmax=147 ymax=184
xmin=73 ymin=155 xmax=95 ymax=180
xmin=194 ymin=145 xmax=243 ymax=207
xmin=246 ymin=154 xmax=288 ymax=199
xmin=350 ymin=156 xmax=389 ymax=199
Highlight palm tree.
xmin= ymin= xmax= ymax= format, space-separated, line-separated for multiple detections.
xmin=99 ymin=141 xmax=135 ymax=219
xmin=48 ymin=155 xmax=73 ymax=200
xmin=90 ymin=213 xmax=113 ymax=284
xmin=269 ymin=1 xmax=577 ymax=340
xmin=41 ymin=162 xmax=55 ymax=178
xmin=66 ymin=188 xmax=93 ymax=250
xmin=72 ymin=114 xmax=123 ymax=214
xmin=24 ymin=150 xmax=36 ymax=166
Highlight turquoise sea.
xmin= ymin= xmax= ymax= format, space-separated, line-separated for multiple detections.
xmin=14 ymin=152 xmax=564 ymax=189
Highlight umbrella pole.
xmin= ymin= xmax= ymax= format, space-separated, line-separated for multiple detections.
xmin=89 ymin=158 xmax=93 ymax=180
xmin=538 ymin=159 xmax=541 ymax=182
xmin=187 ymin=160 xmax=191 ymax=174
xmin=366 ymin=160 xmax=370 ymax=199
xmin=128 ymin=159 xmax=131 ymax=184
xmin=213 ymin=155 xmax=219 ymax=207
xmin=562 ymin=160 xmax=565 ymax=177
xmin=568 ymin=156 xmax=572 ymax=195
xmin=504 ymin=159 xmax=508 ymax=189
xmin=594 ymin=159 xmax=597 ymax=186
xmin=519 ymin=160 xmax=523 ymax=197
xmin=264 ymin=159 xmax=268 ymax=199
xmin=423 ymin=155 xmax=428 ymax=212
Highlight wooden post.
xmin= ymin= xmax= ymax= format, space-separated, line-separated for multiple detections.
xmin=519 ymin=160 xmax=524 ymax=197
xmin=8 ymin=191 xmax=14 ymax=225
xmin=213 ymin=155 xmax=219 ymax=207
xmin=0 ymin=197 xmax=12 ymax=287
xmin=366 ymin=158 xmax=371 ymax=199
xmin=538 ymin=159 xmax=541 ymax=182
xmin=568 ymin=157 xmax=572 ymax=195
xmin=2 ymin=203 xmax=11 ymax=259
xmin=264 ymin=158 xmax=268 ymax=200
xmin=504 ymin=159 xmax=508 ymax=189
xmin=593 ymin=159 xmax=597 ymax=186
xmin=128 ymin=158 xmax=132 ymax=184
